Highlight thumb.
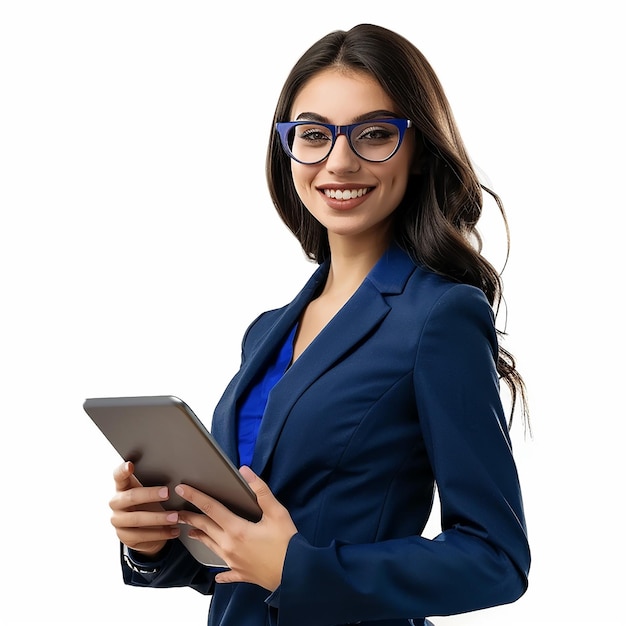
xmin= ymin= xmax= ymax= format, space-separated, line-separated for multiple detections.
xmin=239 ymin=465 xmax=274 ymax=507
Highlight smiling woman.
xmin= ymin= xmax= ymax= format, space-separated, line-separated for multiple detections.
xmin=106 ymin=23 xmax=530 ymax=626
xmin=282 ymin=68 xmax=416 ymax=255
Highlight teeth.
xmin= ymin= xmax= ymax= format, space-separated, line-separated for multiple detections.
xmin=324 ymin=188 xmax=370 ymax=200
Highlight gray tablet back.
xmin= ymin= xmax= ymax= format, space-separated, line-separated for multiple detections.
xmin=84 ymin=395 xmax=262 ymax=567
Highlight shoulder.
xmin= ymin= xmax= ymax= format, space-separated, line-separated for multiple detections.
xmin=410 ymin=272 xmax=499 ymax=364
xmin=370 ymin=245 xmax=492 ymax=318
xmin=424 ymin=275 xmax=493 ymax=322
xmin=382 ymin=265 xmax=498 ymax=365
xmin=398 ymin=264 xmax=494 ymax=324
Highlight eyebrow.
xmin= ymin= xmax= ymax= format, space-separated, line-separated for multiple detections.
xmin=294 ymin=110 xmax=400 ymax=123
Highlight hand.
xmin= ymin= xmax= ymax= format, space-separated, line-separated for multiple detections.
xmin=109 ymin=461 xmax=181 ymax=557
xmin=175 ymin=466 xmax=297 ymax=592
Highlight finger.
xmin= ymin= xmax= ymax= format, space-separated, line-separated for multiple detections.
xmin=113 ymin=461 xmax=134 ymax=490
xmin=109 ymin=485 xmax=170 ymax=512
xmin=185 ymin=526 xmax=227 ymax=567
xmin=177 ymin=509 xmax=223 ymax=536
xmin=114 ymin=521 xmax=181 ymax=544
xmin=239 ymin=466 xmax=272 ymax=510
xmin=215 ymin=570 xmax=242 ymax=584
xmin=111 ymin=509 xmax=179 ymax=530
xmin=118 ymin=525 xmax=180 ymax=554
xmin=174 ymin=485 xmax=230 ymax=528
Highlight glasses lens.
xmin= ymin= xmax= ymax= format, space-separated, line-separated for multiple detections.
xmin=286 ymin=123 xmax=333 ymax=164
xmin=350 ymin=121 xmax=401 ymax=162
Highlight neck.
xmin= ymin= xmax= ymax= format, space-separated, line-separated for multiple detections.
xmin=323 ymin=230 xmax=392 ymax=298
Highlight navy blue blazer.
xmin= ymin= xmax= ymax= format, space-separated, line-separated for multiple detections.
xmin=123 ymin=244 xmax=530 ymax=626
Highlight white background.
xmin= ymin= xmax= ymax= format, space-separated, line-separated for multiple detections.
xmin=1 ymin=1 xmax=623 ymax=624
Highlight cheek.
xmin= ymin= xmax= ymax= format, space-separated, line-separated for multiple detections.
xmin=290 ymin=162 xmax=305 ymax=191
xmin=396 ymin=172 xmax=411 ymax=191
xmin=288 ymin=164 xmax=308 ymax=212
xmin=392 ymin=155 xmax=415 ymax=195
xmin=388 ymin=168 xmax=411 ymax=201
xmin=291 ymin=163 xmax=318 ymax=198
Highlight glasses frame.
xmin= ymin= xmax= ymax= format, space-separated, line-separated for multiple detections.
xmin=275 ymin=118 xmax=413 ymax=165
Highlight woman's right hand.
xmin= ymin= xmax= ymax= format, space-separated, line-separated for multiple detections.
xmin=109 ymin=461 xmax=181 ymax=557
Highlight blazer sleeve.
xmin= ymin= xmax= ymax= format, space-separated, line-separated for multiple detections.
xmin=121 ymin=539 xmax=218 ymax=595
xmin=275 ymin=284 xmax=530 ymax=625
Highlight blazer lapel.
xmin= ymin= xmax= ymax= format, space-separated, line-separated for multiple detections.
xmin=251 ymin=244 xmax=416 ymax=476
xmin=211 ymin=262 xmax=328 ymax=462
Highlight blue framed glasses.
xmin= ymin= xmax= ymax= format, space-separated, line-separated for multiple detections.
xmin=276 ymin=118 xmax=412 ymax=164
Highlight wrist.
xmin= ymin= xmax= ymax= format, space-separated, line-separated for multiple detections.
xmin=122 ymin=544 xmax=165 ymax=575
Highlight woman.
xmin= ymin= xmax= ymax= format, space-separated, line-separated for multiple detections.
xmin=110 ymin=23 xmax=531 ymax=626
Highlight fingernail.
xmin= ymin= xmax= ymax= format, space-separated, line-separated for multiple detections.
xmin=239 ymin=465 xmax=256 ymax=481
xmin=166 ymin=512 xmax=178 ymax=523
xmin=175 ymin=485 xmax=184 ymax=496
xmin=158 ymin=487 xmax=168 ymax=499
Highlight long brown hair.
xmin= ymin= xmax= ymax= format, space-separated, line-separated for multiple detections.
xmin=266 ymin=23 xmax=529 ymax=431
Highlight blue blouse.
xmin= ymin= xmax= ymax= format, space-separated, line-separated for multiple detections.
xmin=236 ymin=324 xmax=298 ymax=467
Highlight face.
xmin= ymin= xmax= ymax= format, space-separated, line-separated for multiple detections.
xmin=289 ymin=68 xmax=415 ymax=248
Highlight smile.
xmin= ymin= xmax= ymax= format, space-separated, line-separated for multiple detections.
xmin=323 ymin=188 xmax=371 ymax=200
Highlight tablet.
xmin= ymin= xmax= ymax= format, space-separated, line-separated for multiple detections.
xmin=83 ymin=394 xmax=262 ymax=567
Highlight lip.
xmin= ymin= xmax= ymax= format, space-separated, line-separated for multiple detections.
xmin=317 ymin=184 xmax=375 ymax=211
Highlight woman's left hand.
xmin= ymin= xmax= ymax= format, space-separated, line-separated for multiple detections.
xmin=175 ymin=466 xmax=298 ymax=592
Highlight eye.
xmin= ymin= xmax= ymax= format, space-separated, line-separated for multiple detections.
xmin=354 ymin=123 xmax=396 ymax=144
xmin=297 ymin=126 xmax=332 ymax=144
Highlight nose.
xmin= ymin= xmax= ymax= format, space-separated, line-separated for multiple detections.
xmin=325 ymin=133 xmax=360 ymax=173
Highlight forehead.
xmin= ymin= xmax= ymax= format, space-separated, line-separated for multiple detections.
xmin=290 ymin=68 xmax=397 ymax=121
